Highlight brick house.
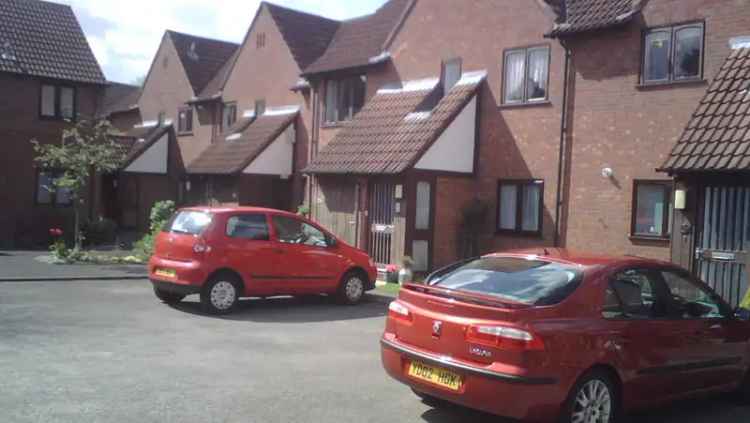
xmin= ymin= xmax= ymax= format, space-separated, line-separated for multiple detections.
xmin=107 ymin=31 xmax=239 ymax=231
xmin=0 ymin=0 xmax=107 ymax=248
xmin=304 ymin=0 xmax=568 ymax=271
xmin=546 ymin=0 xmax=750 ymax=305
xmin=184 ymin=2 xmax=339 ymax=211
xmin=297 ymin=0 xmax=750 ymax=288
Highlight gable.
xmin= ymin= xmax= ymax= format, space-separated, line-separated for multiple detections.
xmin=124 ymin=131 xmax=169 ymax=174
xmin=138 ymin=34 xmax=195 ymax=119
xmin=414 ymin=96 xmax=477 ymax=173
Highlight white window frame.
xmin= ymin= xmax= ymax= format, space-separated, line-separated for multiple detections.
xmin=502 ymin=45 xmax=550 ymax=105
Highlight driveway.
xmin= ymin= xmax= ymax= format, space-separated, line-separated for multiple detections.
xmin=0 ymin=279 xmax=748 ymax=423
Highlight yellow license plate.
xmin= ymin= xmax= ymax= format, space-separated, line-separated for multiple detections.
xmin=408 ymin=361 xmax=462 ymax=391
xmin=155 ymin=269 xmax=176 ymax=278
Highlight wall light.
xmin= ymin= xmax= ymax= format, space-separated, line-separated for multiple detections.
xmin=674 ymin=189 xmax=687 ymax=210
xmin=601 ymin=167 xmax=614 ymax=178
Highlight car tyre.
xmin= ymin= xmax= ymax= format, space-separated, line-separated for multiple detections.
xmin=336 ymin=271 xmax=366 ymax=305
xmin=559 ymin=369 xmax=620 ymax=423
xmin=153 ymin=286 xmax=185 ymax=305
xmin=200 ymin=275 xmax=242 ymax=315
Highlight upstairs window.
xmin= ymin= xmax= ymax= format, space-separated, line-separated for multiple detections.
xmin=178 ymin=107 xmax=193 ymax=134
xmin=642 ymin=22 xmax=704 ymax=84
xmin=503 ymin=46 xmax=549 ymax=105
xmin=40 ymin=84 xmax=76 ymax=120
xmin=324 ymin=75 xmax=366 ymax=124
xmin=497 ymin=180 xmax=544 ymax=235
xmin=632 ymin=180 xmax=672 ymax=238
xmin=223 ymin=102 xmax=237 ymax=131
xmin=442 ymin=58 xmax=462 ymax=93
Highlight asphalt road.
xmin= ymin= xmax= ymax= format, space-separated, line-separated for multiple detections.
xmin=1 ymin=280 xmax=750 ymax=423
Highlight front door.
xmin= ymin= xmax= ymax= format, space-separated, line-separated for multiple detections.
xmin=270 ymin=214 xmax=340 ymax=292
xmin=694 ymin=185 xmax=750 ymax=307
xmin=368 ymin=181 xmax=397 ymax=266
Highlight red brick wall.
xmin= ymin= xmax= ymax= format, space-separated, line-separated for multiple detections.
xmin=0 ymin=73 xmax=102 ymax=247
xmin=563 ymin=0 xmax=750 ymax=259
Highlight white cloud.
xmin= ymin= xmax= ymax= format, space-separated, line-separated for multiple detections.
xmin=60 ymin=0 xmax=386 ymax=83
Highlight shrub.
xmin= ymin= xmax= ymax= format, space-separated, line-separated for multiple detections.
xmin=82 ymin=217 xmax=118 ymax=246
xmin=134 ymin=200 xmax=176 ymax=260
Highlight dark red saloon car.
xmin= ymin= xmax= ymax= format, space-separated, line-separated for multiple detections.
xmin=381 ymin=249 xmax=750 ymax=422
xmin=149 ymin=207 xmax=377 ymax=314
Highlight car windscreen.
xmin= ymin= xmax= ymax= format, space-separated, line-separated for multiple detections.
xmin=430 ymin=256 xmax=583 ymax=306
xmin=163 ymin=211 xmax=212 ymax=235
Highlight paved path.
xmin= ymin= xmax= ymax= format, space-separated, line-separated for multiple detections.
xmin=0 ymin=251 xmax=147 ymax=281
xmin=0 ymin=279 xmax=749 ymax=423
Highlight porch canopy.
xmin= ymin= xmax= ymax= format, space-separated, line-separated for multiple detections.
xmin=304 ymin=71 xmax=486 ymax=175
xmin=660 ymin=46 xmax=750 ymax=174
xmin=116 ymin=123 xmax=173 ymax=175
xmin=187 ymin=106 xmax=298 ymax=177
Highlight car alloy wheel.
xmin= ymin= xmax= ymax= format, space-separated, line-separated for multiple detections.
xmin=344 ymin=276 xmax=364 ymax=302
xmin=210 ymin=281 xmax=237 ymax=311
xmin=571 ymin=379 xmax=612 ymax=423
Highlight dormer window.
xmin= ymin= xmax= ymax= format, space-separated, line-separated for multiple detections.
xmin=442 ymin=58 xmax=462 ymax=93
xmin=40 ymin=84 xmax=76 ymax=120
xmin=324 ymin=76 xmax=366 ymax=124
xmin=255 ymin=99 xmax=266 ymax=116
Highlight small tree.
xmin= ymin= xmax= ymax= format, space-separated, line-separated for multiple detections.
xmin=31 ymin=119 xmax=125 ymax=251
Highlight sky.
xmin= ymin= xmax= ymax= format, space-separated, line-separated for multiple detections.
xmin=59 ymin=0 xmax=388 ymax=84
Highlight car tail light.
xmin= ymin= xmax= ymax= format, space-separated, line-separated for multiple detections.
xmin=193 ymin=237 xmax=211 ymax=254
xmin=466 ymin=325 xmax=544 ymax=351
xmin=388 ymin=301 xmax=412 ymax=322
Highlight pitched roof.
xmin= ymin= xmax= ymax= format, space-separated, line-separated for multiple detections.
xmin=115 ymin=124 xmax=173 ymax=170
xmin=303 ymin=0 xmax=413 ymax=75
xmin=546 ymin=0 xmax=643 ymax=37
xmin=187 ymin=109 xmax=298 ymax=175
xmin=0 ymin=0 xmax=105 ymax=84
xmin=166 ymin=30 xmax=239 ymax=95
xmin=193 ymin=49 xmax=239 ymax=102
xmin=265 ymin=2 xmax=340 ymax=71
xmin=660 ymin=47 xmax=750 ymax=173
xmin=100 ymin=82 xmax=141 ymax=117
xmin=304 ymin=72 xmax=486 ymax=175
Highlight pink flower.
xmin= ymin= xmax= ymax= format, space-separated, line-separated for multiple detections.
xmin=49 ymin=228 xmax=63 ymax=237
xmin=385 ymin=264 xmax=399 ymax=273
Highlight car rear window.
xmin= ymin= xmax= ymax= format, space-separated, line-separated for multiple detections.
xmin=163 ymin=211 xmax=212 ymax=235
xmin=431 ymin=256 xmax=583 ymax=306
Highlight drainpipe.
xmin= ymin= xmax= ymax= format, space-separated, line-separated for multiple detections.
xmin=554 ymin=40 xmax=571 ymax=248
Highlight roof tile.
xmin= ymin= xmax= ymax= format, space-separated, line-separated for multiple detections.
xmin=0 ymin=0 xmax=105 ymax=83
xmin=661 ymin=47 xmax=750 ymax=173
xmin=546 ymin=0 xmax=642 ymax=37
xmin=167 ymin=31 xmax=239 ymax=95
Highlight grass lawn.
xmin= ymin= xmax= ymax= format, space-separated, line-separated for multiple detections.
xmin=376 ymin=282 xmax=401 ymax=296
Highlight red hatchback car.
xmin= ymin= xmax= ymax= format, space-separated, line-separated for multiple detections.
xmin=149 ymin=207 xmax=377 ymax=314
xmin=381 ymin=249 xmax=750 ymax=422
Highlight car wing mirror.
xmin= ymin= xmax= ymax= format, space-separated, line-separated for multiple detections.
xmin=326 ymin=236 xmax=338 ymax=248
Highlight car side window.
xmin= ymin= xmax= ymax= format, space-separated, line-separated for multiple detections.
xmin=602 ymin=286 xmax=625 ymax=319
xmin=226 ymin=214 xmax=270 ymax=241
xmin=272 ymin=216 xmax=328 ymax=247
xmin=660 ymin=270 xmax=725 ymax=319
xmin=608 ymin=268 xmax=678 ymax=319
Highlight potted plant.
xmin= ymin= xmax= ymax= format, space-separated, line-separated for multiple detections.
xmin=385 ymin=264 xmax=399 ymax=283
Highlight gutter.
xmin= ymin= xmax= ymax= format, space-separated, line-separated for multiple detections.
xmin=554 ymin=41 xmax=571 ymax=247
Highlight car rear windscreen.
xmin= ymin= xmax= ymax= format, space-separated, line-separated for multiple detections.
xmin=431 ymin=257 xmax=583 ymax=306
xmin=163 ymin=211 xmax=212 ymax=235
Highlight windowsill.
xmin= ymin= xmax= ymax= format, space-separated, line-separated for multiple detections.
xmin=636 ymin=79 xmax=707 ymax=90
xmin=39 ymin=116 xmax=76 ymax=122
xmin=629 ymin=235 xmax=671 ymax=243
xmin=495 ymin=229 xmax=544 ymax=239
xmin=321 ymin=122 xmax=346 ymax=129
xmin=178 ymin=132 xmax=194 ymax=137
xmin=498 ymin=100 xmax=552 ymax=110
